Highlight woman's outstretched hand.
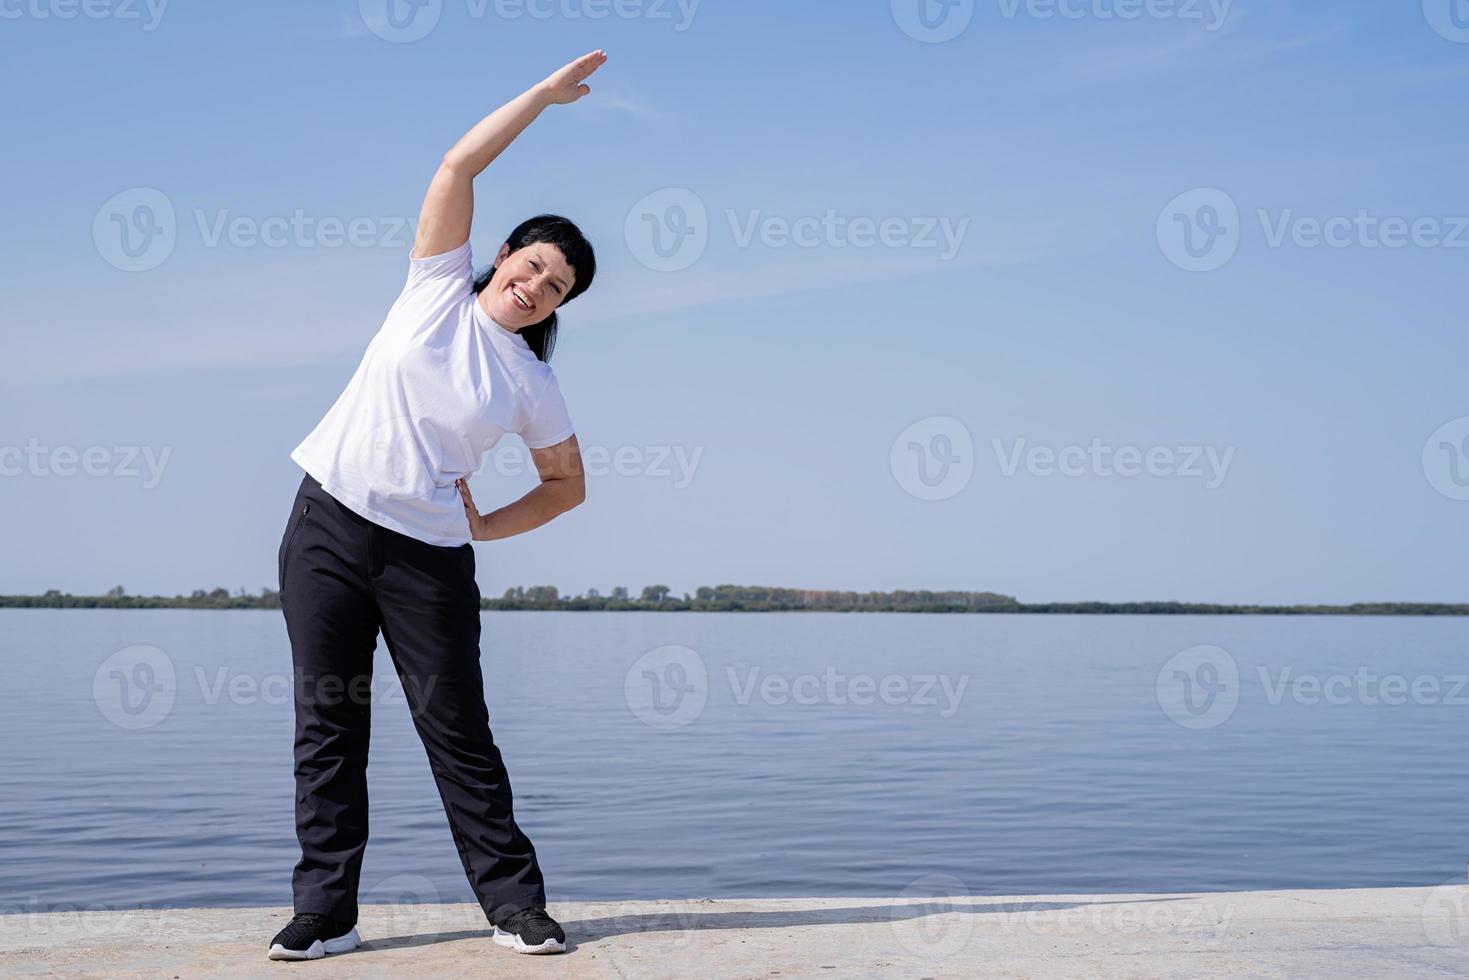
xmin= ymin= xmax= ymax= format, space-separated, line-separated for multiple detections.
xmin=456 ymin=478 xmax=491 ymax=541
xmin=540 ymin=49 xmax=608 ymax=105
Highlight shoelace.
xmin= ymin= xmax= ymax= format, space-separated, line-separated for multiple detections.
xmin=289 ymin=912 xmax=339 ymax=932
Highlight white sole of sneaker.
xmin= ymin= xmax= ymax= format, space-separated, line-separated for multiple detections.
xmin=267 ymin=926 xmax=361 ymax=961
xmin=492 ymin=926 xmax=566 ymax=954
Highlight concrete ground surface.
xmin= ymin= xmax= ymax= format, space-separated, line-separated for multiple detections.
xmin=1 ymin=886 xmax=1466 ymax=978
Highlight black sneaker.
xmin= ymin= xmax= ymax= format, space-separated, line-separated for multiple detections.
xmin=266 ymin=912 xmax=361 ymax=961
xmin=491 ymin=907 xmax=566 ymax=954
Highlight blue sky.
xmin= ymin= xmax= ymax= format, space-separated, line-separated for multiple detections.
xmin=1 ymin=0 xmax=1466 ymax=603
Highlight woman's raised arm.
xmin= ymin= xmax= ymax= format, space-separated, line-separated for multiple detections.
xmin=413 ymin=49 xmax=608 ymax=259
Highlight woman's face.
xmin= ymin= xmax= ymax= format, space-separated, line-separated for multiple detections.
xmin=480 ymin=241 xmax=576 ymax=332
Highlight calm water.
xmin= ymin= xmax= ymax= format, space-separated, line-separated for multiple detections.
xmin=1 ymin=609 xmax=1465 ymax=915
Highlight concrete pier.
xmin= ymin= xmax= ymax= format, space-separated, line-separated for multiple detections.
xmin=2 ymin=886 xmax=1466 ymax=978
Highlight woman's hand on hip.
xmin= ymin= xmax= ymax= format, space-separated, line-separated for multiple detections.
xmin=456 ymin=478 xmax=491 ymax=541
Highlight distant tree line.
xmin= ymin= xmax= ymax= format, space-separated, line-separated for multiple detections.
xmin=1 ymin=585 xmax=1465 ymax=616
xmin=0 ymin=587 xmax=282 ymax=610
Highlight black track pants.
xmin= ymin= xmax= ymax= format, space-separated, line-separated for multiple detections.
xmin=277 ymin=472 xmax=545 ymax=926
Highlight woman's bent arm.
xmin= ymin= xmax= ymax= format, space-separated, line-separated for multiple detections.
xmin=413 ymin=50 xmax=608 ymax=259
xmin=455 ymin=435 xmax=586 ymax=541
xmin=462 ymin=476 xmax=583 ymax=541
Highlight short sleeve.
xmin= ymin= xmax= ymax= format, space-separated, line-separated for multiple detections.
xmin=405 ymin=239 xmax=473 ymax=292
xmin=520 ymin=374 xmax=575 ymax=449
xmin=376 ymin=240 xmax=475 ymax=342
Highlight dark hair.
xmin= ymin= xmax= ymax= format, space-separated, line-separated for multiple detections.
xmin=472 ymin=214 xmax=596 ymax=363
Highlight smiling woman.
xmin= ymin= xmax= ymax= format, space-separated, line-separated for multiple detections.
xmin=470 ymin=214 xmax=597 ymax=364
xmin=269 ymin=49 xmax=609 ymax=963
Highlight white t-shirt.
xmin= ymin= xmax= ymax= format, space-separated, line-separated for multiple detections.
xmin=290 ymin=240 xmax=575 ymax=546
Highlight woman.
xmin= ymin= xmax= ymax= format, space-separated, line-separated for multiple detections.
xmin=267 ymin=49 xmax=607 ymax=961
